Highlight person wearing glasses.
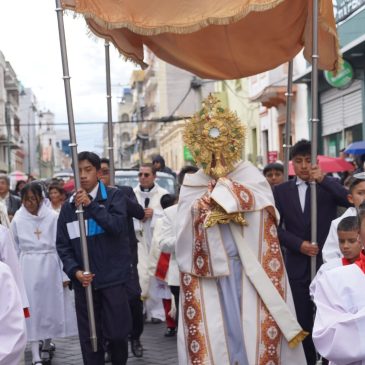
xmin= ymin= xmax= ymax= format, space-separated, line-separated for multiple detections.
xmin=134 ymin=163 xmax=168 ymax=325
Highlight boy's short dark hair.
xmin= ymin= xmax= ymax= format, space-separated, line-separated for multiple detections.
xmin=348 ymin=176 xmax=365 ymax=194
xmin=263 ymin=163 xmax=284 ymax=176
xmin=160 ymin=194 xmax=176 ymax=209
xmin=77 ymin=151 xmax=101 ymax=170
xmin=100 ymin=157 xmax=110 ymax=166
xmin=178 ymin=165 xmax=199 ymax=186
xmin=290 ymin=140 xmax=311 ymax=159
xmin=337 ymin=216 xmax=359 ymax=232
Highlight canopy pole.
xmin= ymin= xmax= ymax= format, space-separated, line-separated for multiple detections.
xmin=283 ymin=60 xmax=294 ymax=182
xmin=55 ymin=0 xmax=98 ymax=352
xmin=105 ymin=41 xmax=115 ymax=186
xmin=310 ymin=0 xmax=319 ymax=281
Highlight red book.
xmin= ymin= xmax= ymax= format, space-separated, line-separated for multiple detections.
xmin=155 ymin=252 xmax=171 ymax=281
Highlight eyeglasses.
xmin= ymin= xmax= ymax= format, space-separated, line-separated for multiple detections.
xmin=100 ymin=169 xmax=110 ymax=175
xmin=138 ymin=172 xmax=151 ymax=178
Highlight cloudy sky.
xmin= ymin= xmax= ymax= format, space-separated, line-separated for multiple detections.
xmin=0 ymin=0 xmax=136 ymax=153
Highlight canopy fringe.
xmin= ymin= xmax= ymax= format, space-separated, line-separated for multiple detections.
xmin=62 ymin=0 xmax=285 ymax=36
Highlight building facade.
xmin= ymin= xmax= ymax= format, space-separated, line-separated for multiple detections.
xmin=0 ymin=52 xmax=23 ymax=172
xmin=297 ymin=2 xmax=365 ymax=156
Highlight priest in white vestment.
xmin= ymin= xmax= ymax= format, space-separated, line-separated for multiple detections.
xmin=11 ymin=183 xmax=77 ymax=364
xmin=176 ymin=95 xmax=307 ymax=365
xmin=134 ymin=163 xmax=169 ymax=322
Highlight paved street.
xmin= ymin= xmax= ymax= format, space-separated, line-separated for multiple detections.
xmin=24 ymin=323 xmax=178 ymax=364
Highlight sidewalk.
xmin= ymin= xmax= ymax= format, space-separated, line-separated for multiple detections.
xmin=24 ymin=322 xmax=178 ymax=364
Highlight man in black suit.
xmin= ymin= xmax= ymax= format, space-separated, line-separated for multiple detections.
xmin=0 ymin=175 xmax=21 ymax=220
xmin=273 ymin=140 xmax=350 ymax=365
xmin=100 ymin=159 xmax=145 ymax=358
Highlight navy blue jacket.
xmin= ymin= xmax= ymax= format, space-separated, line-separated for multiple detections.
xmin=56 ymin=182 xmax=131 ymax=289
xmin=273 ymin=176 xmax=350 ymax=281
xmin=117 ymin=185 xmax=145 ymax=265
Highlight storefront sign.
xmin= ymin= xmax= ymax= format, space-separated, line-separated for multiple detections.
xmin=324 ymin=60 xmax=354 ymax=89
xmin=333 ymin=0 xmax=365 ymax=23
xmin=267 ymin=151 xmax=278 ymax=163
xmin=184 ymin=145 xmax=194 ymax=161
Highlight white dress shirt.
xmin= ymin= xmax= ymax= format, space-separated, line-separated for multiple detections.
xmin=296 ymin=177 xmax=308 ymax=212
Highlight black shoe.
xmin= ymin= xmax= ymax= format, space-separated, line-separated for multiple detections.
xmin=164 ymin=327 xmax=176 ymax=337
xmin=131 ymin=339 xmax=143 ymax=358
xmin=32 ymin=362 xmax=44 ymax=365
xmin=40 ymin=349 xmax=51 ymax=364
xmin=151 ymin=317 xmax=162 ymax=324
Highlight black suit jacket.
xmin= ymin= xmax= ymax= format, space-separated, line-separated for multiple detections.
xmin=7 ymin=194 xmax=21 ymax=218
xmin=117 ymin=185 xmax=145 ymax=265
xmin=273 ymin=176 xmax=350 ymax=281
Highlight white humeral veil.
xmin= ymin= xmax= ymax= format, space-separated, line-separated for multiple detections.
xmin=176 ymin=161 xmax=306 ymax=365
xmin=312 ymin=264 xmax=365 ymax=365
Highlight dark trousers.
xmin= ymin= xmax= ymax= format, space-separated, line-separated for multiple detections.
xmin=289 ymin=279 xmax=317 ymax=365
xmin=125 ymin=264 xmax=144 ymax=340
xmin=170 ymin=285 xmax=180 ymax=327
xmin=74 ymin=283 xmax=132 ymax=365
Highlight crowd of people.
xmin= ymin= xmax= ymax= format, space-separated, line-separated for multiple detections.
xmin=1 ymin=140 xmax=365 ymax=365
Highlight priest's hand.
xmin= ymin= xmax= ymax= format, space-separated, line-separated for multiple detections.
xmin=142 ymin=208 xmax=153 ymax=222
xmin=75 ymin=189 xmax=92 ymax=207
xmin=300 ymin=240 xmax=319 ymax=256
xmin=75 ymin=271 xmax=95 ymax=287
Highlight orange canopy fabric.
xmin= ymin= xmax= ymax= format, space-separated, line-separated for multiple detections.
xmin=62 ymin=0 xmax=340 ymax=80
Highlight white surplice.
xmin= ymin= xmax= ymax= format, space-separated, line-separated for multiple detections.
xmin=134 ymin=183 xmax=168 ymax=321
xmin=11 ymin=203 xmax=78 ymax=341
xmin=311 ymin=264 xmax=365 ymax=365
xmin=176 ymin=161 xmax=306 ymax=365
xmin=322 ymin=207 xmax=357 ymax=263
xmin=0 ymin=224 xmax=29 ymax=310
xmin=0 ymin=261 xmax=27 ymax=365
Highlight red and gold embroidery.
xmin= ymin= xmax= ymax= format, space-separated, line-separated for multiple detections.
xmin=230 ymin=179 xmax=255 ymax=211
xmin=191 ymin=192 xmax=213 ymax=276
xmin=180 ymin=272 xmax=210 ymax=364
xmin=257 ymin=209 xmax=285 ymax=365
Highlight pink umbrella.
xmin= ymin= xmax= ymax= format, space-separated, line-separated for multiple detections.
xmin=289 ymin=155 xmax=355 ymax=175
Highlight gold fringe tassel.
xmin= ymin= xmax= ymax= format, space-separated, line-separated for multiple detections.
xmin=288 ymin=330 xmax=309 ymax=349
xmin=61 ymin=0 xmax=285 ymax=36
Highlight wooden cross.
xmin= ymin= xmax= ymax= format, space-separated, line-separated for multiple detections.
xmin=34 ymin=228 xmax=42 ymax=240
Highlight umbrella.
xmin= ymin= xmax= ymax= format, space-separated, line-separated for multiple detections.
xmin=9 ymin=171 xmax=28 ymax=181
xmin=344 ymin=141 xmax=365 ymax=155
xmin=61 ymin=0 xmax=340 ymax=79
xmin=288 ymin=155 xmax=355 ymax=175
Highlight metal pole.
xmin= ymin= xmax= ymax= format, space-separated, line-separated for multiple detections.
xmin=283 ymin=60 xmax=294 ymax=182
xmin=105 ymin=41 xmax=115 ymax=186
xmin=54 ymin=0 xmax=98 ymax=352
xmin=310 ymin=0 xmax=319 ymax=281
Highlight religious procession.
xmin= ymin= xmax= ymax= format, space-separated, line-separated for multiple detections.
xmin=1 ymin=1 xmax=365 ymax=365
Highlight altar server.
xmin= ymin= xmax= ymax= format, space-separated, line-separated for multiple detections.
xmin=11 ymin=182 xmax=77 ymax=365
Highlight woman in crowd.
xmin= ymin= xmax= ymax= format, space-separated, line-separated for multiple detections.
xmin=48 ymin=183 xmax=66 ymax=213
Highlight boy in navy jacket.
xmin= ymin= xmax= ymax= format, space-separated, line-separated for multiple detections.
xmin=56 ymin=151 xmax=132 ymax=365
